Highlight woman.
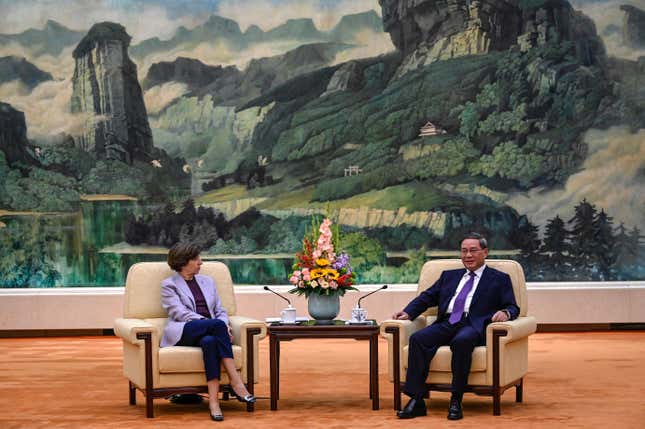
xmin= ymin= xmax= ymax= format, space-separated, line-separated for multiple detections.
xmin=160 ymin=242 xmax=255 ymax=421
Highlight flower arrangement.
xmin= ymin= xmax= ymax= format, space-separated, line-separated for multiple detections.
xmin=288 ymin=217 xmax=357 ymax=297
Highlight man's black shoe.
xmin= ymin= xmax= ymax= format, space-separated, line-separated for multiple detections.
xmin=396 ymin=398 xmax=427 ymax=419
xmin=447 ymin=397 xmax=463 ymax=420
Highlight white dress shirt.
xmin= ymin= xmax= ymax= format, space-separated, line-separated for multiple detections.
xmin=447 ymin=264 xmax=487 ymax=314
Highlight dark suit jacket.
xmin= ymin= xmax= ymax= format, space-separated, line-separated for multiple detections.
xmin=403 ymin=266 xmax=520 ymax=338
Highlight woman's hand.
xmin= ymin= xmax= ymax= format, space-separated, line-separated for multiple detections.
xmin=228 ymin=325 xmax=234 ymax=342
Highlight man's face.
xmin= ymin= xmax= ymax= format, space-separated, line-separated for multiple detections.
xmin=460 ymin=238 xmax=488 ymax=271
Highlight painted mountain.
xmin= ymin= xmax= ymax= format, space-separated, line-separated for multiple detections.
xmin=0 ymin=19 xmax=84 ymax=57
xmin=0 ymin=0 xmax=643 ymax=287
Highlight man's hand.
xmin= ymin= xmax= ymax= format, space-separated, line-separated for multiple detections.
xmin=392 ymin=311 xmax=410 ymax=320
xmin=491 ymin=310 xmax=510 ymax=323
xmin=228 ymin=325 xmax=234 ymax=341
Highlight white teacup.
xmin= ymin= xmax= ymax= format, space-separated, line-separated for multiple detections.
xmin=281 ymin=306 xmax=297 ymax=323
xmin=351 ymin=306 xmax=368 ymax=323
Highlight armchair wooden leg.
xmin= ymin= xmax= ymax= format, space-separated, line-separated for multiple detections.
xmin=145 ymin=390 xmax=154 ymax=418
xmin=137 ymin=332 xmax=155 ymax=418
xmin=493 ymin=391 xmax=501 ymax=416
xmin=492 ymin=329 xmax=507 ymax=416
xmin=129 ymin=381 xmax=136 ymax=405
xmin=246 ymin=327 xmax=262 ymax=412
xmin=385 ymin=326 xmax=401 ymax=411
xmin=516 ymin=378 xmax=523 ymax=403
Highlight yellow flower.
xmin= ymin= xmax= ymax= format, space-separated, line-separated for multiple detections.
xmin=324 ymin=269 xmax=339 ymax=280
xmin=310 ymin=268 xmax=326 ymax=279
xmin=316 ymin=258 xmax=330 ymax=267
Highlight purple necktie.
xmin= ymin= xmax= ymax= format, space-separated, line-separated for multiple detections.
xmin=449 ymin=271 xmax=476 ymax=324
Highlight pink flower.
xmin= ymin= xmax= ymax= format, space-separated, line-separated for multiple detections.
xmin=329 ymin=280 xmax=338 ymax=290
xmin=313 ymin=218 xmax=336 ymax=261
xmin=289 ymin=275 xmax=299 ymax=285
xmin=301 ymin=267 xmax=311 ymax=280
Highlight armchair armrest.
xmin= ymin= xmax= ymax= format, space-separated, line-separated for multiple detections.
xmin=380 ymin=317 xmax=426 ymax=349
xmin=380 ymin=317 xmax=426 ymax=380
xmin=380 ymin=318 xmax=426 ymax=411
xmin=228 ymin=315 xmax=267 ymax=346
xmin=114 ymin=318 xmax=156 ymax=345
xmin=485 ymin=316 xmax=537 ymax=344
xmin=228 ymin=315 xmax=266 ymax=399
xmin=484 ymin=316 xmax=537 ymax=393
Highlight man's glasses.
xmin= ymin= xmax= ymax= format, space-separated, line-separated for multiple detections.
xmin=461 ymin=248 xmax=484 ymax=255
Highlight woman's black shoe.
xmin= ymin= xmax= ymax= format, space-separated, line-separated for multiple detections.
xmin=232 ymin=391 xmax=256 ymax=403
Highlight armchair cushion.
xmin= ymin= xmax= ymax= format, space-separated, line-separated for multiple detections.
xmin=159 ymin=345 xmax=242 ymax=373
xmin=402 ymin=346 xmax=488 ymax=372
xmin=123 ymin=262 xmax=237 ymax=319
xmin=417 ymin=259 xmax=528 ymax=318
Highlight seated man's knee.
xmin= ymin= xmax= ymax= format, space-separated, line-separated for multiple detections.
xmin=450 ymin=336 xmax=475 ymax=352
xmin=410 ymin=331 xmax=429 ymax=348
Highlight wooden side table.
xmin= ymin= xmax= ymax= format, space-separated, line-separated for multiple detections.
xmin=268 ymin=321 xmax=380 ymax=411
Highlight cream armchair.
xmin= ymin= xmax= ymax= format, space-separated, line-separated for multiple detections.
xmin=380 ymin=259 xmax=536 ymax=415
xmin=113 ymin=262 xmax=267 ymax=418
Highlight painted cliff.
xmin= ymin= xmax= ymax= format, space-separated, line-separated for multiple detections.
xmin=621 ymin=4 xmax=645 ymax=48
xmin=70 ymin=22 xmax=153 ymax=164
xmin=0 ymin=102 xmax=38 ymax=166
xmin=379 ymin=0 xmax=605 ymax=79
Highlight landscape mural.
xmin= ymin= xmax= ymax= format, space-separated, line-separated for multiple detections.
xmin=0 ymin=0 xmax=643 ymax=288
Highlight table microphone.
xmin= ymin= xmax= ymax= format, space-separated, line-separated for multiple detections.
xmin=263 ymin=286 xmax=292 ymax=306
xmin=357 ymin=285 xmax=388 ymax=308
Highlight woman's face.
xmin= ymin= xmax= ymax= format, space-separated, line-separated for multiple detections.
xmin=181 ymin=255 xmax=202 ymax=278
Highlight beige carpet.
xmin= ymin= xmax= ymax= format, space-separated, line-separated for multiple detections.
xmin=0 ymin=332 xmax=644 ymax=428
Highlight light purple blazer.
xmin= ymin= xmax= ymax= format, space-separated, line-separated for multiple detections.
xmin=160 ymin=273 xmax=229 ymax=348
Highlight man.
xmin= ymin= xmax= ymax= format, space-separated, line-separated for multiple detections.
xmin=393 ymin=232 xmax=519 ymax=420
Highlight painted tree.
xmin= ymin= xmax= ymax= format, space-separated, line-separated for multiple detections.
xmin=592 ymin=209 xmax=616 ymax=280
xmin=541 ymin=215 xmax=570 ymax=279
xmin=628 ymin=226 xmax=645 ymax=278
xmin=568 ymin=199 xmax=598 ymax=280
xmin=613 ymin=223 xmax=637 ymax=280
xmin=510 ymin=216 xmax=542 ymax=279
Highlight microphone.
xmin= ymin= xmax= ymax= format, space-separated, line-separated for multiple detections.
xmin=357 ymin=285 xmax=388 ymax=308
xmin=263 ymin=286 xmax=291 ymax=306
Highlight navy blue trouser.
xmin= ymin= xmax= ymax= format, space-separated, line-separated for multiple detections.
xmin=176 ymin=318 xmax=233 ymax=381
xmin=403 ymin=315 xmax=483 ymax=399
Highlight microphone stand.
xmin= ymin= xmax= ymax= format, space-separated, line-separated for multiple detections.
xmin=263 ymin=286 xmax=292 ymax=306
xmin=357 ymin=285 xmax=388 ymax=308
